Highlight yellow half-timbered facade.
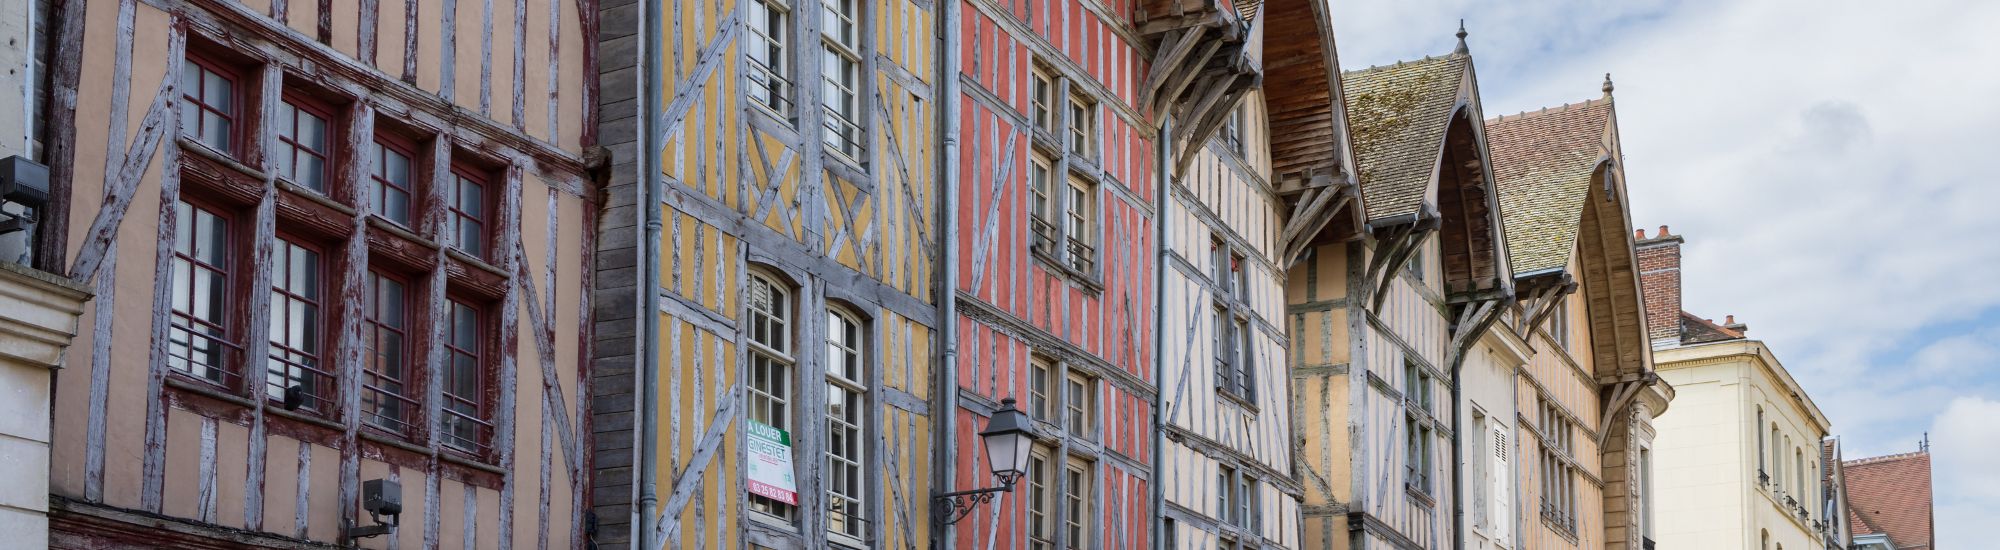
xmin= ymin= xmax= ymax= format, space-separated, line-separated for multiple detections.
xmin=592 ymin=0 xmax=939 ymax=547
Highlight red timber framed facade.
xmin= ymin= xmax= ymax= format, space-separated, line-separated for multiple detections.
xmin=942 ymin=0 xmax=1165 ymax=546
xmin=35 ymin=0 xmax=600 ymax=547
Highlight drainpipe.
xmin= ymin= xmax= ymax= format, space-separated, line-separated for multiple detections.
xmin=932 ymin=0 xmax=960 ymax=545
xmin=634 ymin=0 xmax=664 ymax=546
xmin=1150 ymin=118 xmax=1171 ymax=550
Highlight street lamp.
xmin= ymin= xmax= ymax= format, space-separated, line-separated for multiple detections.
xmin=933 ymin=397 xmax=1040 ymax=526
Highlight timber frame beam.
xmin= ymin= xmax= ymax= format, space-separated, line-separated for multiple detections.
xmin=1277 ymin=174 xmax=1358 ymax=267
xmin=1515 ymin=273 xmax=1578 ymax=346
xmin=1364 ymin=205 xmax=1441 ymax=313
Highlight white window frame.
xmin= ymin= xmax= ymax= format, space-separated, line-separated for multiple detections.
xmin=746 ymin=270 xmax=798 ymax=523
xmin=819 ymin=0 xmax=865 ymax=161
xmin=747 ymin=0 xmax=796 ymax=118
xmin=825 ymin=306 xmax=869 ymax=545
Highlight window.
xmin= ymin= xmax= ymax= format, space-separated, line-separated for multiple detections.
xmin=180 ymin=56 xmax=238 ymax=155
xmin=1230 ymin=252 xmax=1247 ymax=302
xmin=361 ymin=271 xmax=416 ymax=434
xmin=1794 ymin=447 xmax=1804 ymax=501
xmin=276 ymin=98 xmax=334 ymax=193
xmin=746 ymin=271 xmax=797 ymax=521
xmin=1405 ymin=360 xmax=1432 ymax=411
xmin=1773 ymin=429 xmax=1785 ymax=495
xmin=266 ymin=238 xmax=328 ymax=410
xmin=441 ymin=300 xmax=490 ymax=454
xmin=446 ymin=168 xmax=490 ymax=260
xmin=1756 ymin=407 xmax=1768 ymax=482
xmin=168 ymin=200 xmax=240 ymax=387
xmin=1220 ymin=103 xmax=1243 ymax=154
xmin=1242 ymin=474 xmax=1260 ymax=533
xmin=1030 ymin=355 xmax=1054 ymax=421
xmin=1539 ymin=399 xmax=1577 ymax=533
xmin=1549 ymin=297 xmax=1569 ymax=350
xmin=1063 ymin=176 xmax=1095 ymax=272
xmin=819 ymin=0 xmax=863 ymax=159
xmin=1027 ymin=446 xmax=1055 ymax=550
xmin=1213 ymin=304 xmax=1232 ymax=392
xmin=1641 ymin=447 xmax=1655 ymax=538
xmin=1490 ymin=423 xmax=1511 ymax=540
xmin=1063 ymin=457 xmax=1091 ymax=549
xmin=370 ymin=139 xmax=417 ymax=226
xmin=1032 ymin=67 xmax=1055 ymax=134
xmin=1064 ymin=370 xmax=1094 ymax=436
xmin=1407 ymin=412 xmax=1432 ymax=494
xmin=1472 ymin=411 xmax=1489 ymax=529
xmin=1030 ymin=155 xmax=1056 ymax=253
xmin=1218 ymin=464 xmax=1236 ymax=525
xmin=825 ymin=308 xmax=868 ymax=543
xmin=1066 ymin=93 xmax=1094 ymax=158
xmin=746 ymin=0 xmax=794 ymax=116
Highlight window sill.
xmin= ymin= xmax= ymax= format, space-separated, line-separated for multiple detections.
xmin=1216 ymin=388 xmax=1259 ymax=414
xmin=165 ymin=374 xmax=256 ymax=409
xmin=1029 ymin=249 xmax=1103 ymax=294
xmin=1405 ymin=483 xmax=1435 ymax=508
xmin=178 ymin=136 xmax=264 ymax=182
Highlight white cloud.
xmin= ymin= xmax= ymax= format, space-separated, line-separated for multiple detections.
xmin=1329 ymin=0 xmax=2000 ymax=546
xmin=1927 ymin=397 xmax=2000 ymax=547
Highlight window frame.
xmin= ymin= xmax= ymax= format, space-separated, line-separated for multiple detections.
xmin=445 ymin=162 xmax=496 ymax=261
xmin=745 ymin=269 xmax=800 ymax=523
xmin=439 ymin=297 xmax=495 ymax=457
xmin=180 ymin=50 xmax=246 ymax=157
xmin=167 ymin=197 xmax=247 ymax=390
xmin=818 ymin=0 xmax=866 ymax=162
xmin=265 ymin=234 xmax=335 ymax=413
xmin=274 ymin=91 xmax=340 ymax=195
xmin=1029 ymin=355 xmax=1055 ymax=422
xmin=1062 ymin=455 xmax=1092 ymax=549
xmin=1027 ymin=445 xmax=1057 ymax=550
xmin=1062 ymin=175 xmax=1096 ymax=274
xmin=1063 ymin=369 xmax=1095 ymax=437
xmin=746 ymin=0 xmax=797 ymax=118
xmin=1066 ymin=92 xmax=1095 ymax=159
xmin=824 ymin=305 xmax=870 ymax=545
xmin=360 ymin=268 xmax=421 ymax=437
xmin=369 ymin=133 xmax=424 ymax=228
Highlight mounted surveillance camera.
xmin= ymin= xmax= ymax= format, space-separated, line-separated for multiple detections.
xmin=346 ymin=479 xmax=402 ymax=540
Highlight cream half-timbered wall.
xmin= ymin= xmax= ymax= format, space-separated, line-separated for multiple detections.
xmin=43 ymin=0 xmax=596 ymax=548
xmin=1159 ymin=89 xmax=1302 ymax=550
xmin=1515 ymin=258 xmax=1608 ymax=550
xmin=627 ymin=0 xmax=940 ymax=546
xmin=1291 ymin=231 xmax=1464 ymax=550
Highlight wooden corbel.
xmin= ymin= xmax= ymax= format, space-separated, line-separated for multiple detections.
xmin=1516 ymin=275 xmax=1577 ymax=347
xmin=1365 ymin=206 xmax=1440 ymax=312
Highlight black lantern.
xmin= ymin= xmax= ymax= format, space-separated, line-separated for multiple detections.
xmin=934 ymin=398 xmax=1042 ymax=526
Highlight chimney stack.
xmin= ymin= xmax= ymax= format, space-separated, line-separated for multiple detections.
xmin=1636 ymin=225 xmax=1685 ymax=348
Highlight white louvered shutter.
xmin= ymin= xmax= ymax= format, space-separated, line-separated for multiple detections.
xmin=1492 ymin=425 xmax=1511 ymax=541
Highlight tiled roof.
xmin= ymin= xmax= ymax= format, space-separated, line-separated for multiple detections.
xmin=1679 ymin=311 xmax=1745 ymax=344
xmin=1341 ymin=54 xmax=1470 ymax=221
xmin=1844 ymin=451 xmax=1934 ymax=550
xmin=1485 ymin=100 xmax=1613 ymax=275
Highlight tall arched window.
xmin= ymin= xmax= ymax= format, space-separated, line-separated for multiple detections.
xmin=824 ymin=306 xmax=870 ymax=545
xmin=1756 ymin=406 xmax=1766 ymax=477
xmin=1794 ymin=448 xmax=1805 ymax=499
xmin=1761 ymin=530 xmax=1771 ymax=550
xmin=746 ymin=270 xmax=797 ymax=521
xmin=1771 ymin=426 xmax=1783 ymax=491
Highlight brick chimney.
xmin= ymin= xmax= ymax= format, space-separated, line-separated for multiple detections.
xmin=1636 ymin=225 xmax=1684 ymax=348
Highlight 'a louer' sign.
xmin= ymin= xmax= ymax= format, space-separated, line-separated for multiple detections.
xmin=746 ymin=421 xmax=798 ymax=505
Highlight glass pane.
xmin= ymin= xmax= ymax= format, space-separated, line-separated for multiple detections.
xmin=203 ymin=70 xmax=231 ymax=109
xmin=386 ymin=188 xmax=410 ymax=225
xmin=453 ymin=354 xmax=478 ymax=397
xmin=301 ymin=110 xmax=327 ymax=150
xmin=203 ymin=112 xmax=230 ymax=149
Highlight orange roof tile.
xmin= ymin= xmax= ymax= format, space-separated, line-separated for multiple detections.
xmin=1844 ymin=451 xmax=1934 ymax=550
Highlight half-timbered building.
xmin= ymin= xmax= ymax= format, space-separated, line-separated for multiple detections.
xmin=1150 ymin=0 xmax=1353 ymax=547
xmin=941 ymin=0 xmax=1169 ymax=543
xmin=1485 ymin=79 xmax=1672 ymax=550
xmin=594 ymin=0 xmax=942 ymax=547
xmin=35 ymin=0 xmax=600 ymax=548
xmin=1287 ymin=33 xmax=1516 ymax=550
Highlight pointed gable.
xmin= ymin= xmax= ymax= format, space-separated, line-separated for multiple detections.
xmin=1487 ymin=100 xmax=1615 ymax=276
xmin=1341 ymin=54 xmax=1471 ymax=221
xmin=1846 ymin=452 xmax=1936 ymax=550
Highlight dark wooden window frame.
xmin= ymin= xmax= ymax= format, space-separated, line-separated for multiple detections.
xmin=440 ymin=294 xmax=497 ymax=459
xmin=369 ymin=131 xmax=425 ymax=229
xmin=360 ymin=267 xmax=423 ymax=438
xmin=265 ymin=232 xmax=338 ymax=414
xmin=167 ymin=195 xmax=249 ymax=391
xmin=445 ymin=162 xmax=496 ymax=261
xmin=180 ymin=49 xmax=247 ymax=158
xmin=274 ymin=89 xmax=341 ymax=195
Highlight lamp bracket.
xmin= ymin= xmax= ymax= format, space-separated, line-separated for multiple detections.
xmin=931 ymin=472 xmax=1023 ymax=526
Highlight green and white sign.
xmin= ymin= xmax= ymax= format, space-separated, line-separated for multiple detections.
xmin=745 ymin=421 xmax=798 ymax=505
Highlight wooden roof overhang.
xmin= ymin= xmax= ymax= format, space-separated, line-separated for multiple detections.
xmin=1136 ymin=0 xmax=1264 ymax=174
xmin=1260 ymin=0 xmax=1364 ymax=267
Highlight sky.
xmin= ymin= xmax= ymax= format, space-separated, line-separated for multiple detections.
xmin=1321 ymin=0 xmax=2000 ymax=545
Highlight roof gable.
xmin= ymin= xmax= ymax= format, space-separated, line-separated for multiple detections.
xmin=1341 ymin=54 xmax=1471 ymax=221
xmin=1845 ymin=452 xmax=1936 ymax=550
xmin=1488 ymin=99 xmax=1615 ymax=276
